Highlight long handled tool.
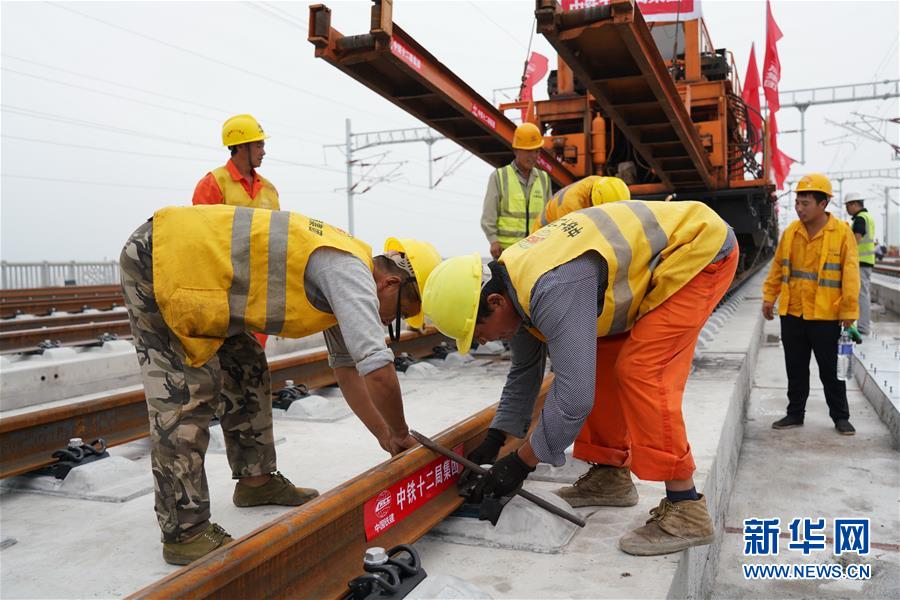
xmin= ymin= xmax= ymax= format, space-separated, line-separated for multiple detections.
xmin=409 ymin=430 xmax=585 ymax=528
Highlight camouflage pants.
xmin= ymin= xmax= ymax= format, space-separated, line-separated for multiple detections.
xmin=120 ymin=221 xmax=277 ymax=543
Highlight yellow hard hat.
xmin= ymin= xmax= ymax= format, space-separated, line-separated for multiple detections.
xmin=383 ymin=238 xmax=442 ymax=329
xmin=512 ymin=122 xmax=544 ymax=150
xmin=795 ymin=173 xmax=833 ymax=197
xmin=590 ymin=176 xmax=631 ymax=205
xmin=222 ymin=114 xmax=269 ymax=147
xmin=423 ymin=254 xmax=482 ymax=354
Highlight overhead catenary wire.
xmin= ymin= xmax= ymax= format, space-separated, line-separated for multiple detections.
xmin=1 ymin=53 xmax=340 ymax=144
xmin=2 ymin=104 xmax=347 ymax=174
xmin=45 ymin=1 xmax=411 ymax=127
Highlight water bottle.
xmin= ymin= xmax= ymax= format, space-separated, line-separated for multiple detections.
xmin=837 ymin=330 xmax=853 ymax=381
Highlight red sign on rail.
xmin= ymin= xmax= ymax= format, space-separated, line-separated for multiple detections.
xmin=390 ymin=37 xmax=423 ymax=72
xmin=363 ymin=444 xmax=464 ymax=540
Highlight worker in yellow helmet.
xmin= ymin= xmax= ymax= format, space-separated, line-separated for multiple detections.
xmin=119 ymin=205 xmax=440 ymax=565
xmin=193 ymin=114 xmax=280 ymax=348
xmin=532 ymin=175 xmax=630 ymax=232
xmin=425 ymin=200 xmax=739 ymax=556
xmin=762 ymin=173 xmax=860 ymax=435
xmin=481 ymin=122 xmax=551 ymax=259
xmin=193 ymin=114 xmax=280 ymax=210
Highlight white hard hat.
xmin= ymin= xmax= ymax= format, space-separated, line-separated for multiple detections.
xmin=843 ymin=192 xmax=866 ymax=204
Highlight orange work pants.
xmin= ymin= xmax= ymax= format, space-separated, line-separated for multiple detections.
xmin=573 ymin=246 xmax=739 ymax=481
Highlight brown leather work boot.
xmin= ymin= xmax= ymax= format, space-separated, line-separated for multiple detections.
xmin=618 ymin=494 xmax=715 ymax=556
xmin=233 ymin=472 xmax=319 ymax=507
xmin=162 ymin=523 xmax=232 ymax=566
xmin=554 ymin=464 xmax=639 ymax=507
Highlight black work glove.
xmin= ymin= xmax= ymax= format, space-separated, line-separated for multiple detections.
xmin=482 ymin=451 xmax=535 ymax=499
xmin=467 ymin=428 xmax=506 ymax=466
xmin=458 ymin=429 xmax=507 ymax=501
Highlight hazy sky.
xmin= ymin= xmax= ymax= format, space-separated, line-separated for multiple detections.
xmin=1 ymin=0 xmax=898 ymax=262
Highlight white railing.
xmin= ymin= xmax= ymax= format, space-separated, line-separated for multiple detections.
xmin=1 ymin=261 xmax=120 ymax=289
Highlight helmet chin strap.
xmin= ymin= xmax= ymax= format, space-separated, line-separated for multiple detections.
xmin=389 ymin=278 xmax=414 ymax=343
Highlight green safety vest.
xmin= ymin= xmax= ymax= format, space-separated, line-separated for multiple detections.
xmin=856 ymin=210 xmax=875 ymax=266
xmin=496 ymin=164 xmax=549 ymax=249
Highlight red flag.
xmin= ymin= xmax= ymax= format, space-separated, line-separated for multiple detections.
xmin=762 ymin=0 xmax=783 ymax=112
xmin=768 ymin=111 xmax=795 ymax=189
xmin=741 ymin=43 xmax=763 ymax=152
xmin=519 ymin=52 xmax=549 ymax=121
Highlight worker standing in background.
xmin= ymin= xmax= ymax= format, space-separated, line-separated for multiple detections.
xmin=481 ymin=122 xmax=551 ymax=259
xmin=532 ymin=175 xmax=630 ymax=232
xmin=762 ymin=173 xmax=859 ymax=435
xmin=425 ymin=200 xmax=738 ymax=556
xmin=844 ymin=192 xmax=876 ymax=335
xmin=193 ymin=114 xmax=280 ymax=347
xmin=193 ymin=114 xmax=280 ymax=209
xmin=120 ymin=205 xmax=440 ymax=565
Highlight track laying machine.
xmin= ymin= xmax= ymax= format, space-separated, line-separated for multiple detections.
xmin=308 ymin=0 xmax=776 ymax=278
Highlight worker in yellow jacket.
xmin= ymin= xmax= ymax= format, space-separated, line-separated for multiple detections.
xmin=762 ymin=173 xmax=860 ymax=435
xmin=425 ymin=200 xmax=738 ymax=556
xmin=119 ymin=205 xmax=440 ymax=565
xmin=531 ymin=175 xmax=631 ymax=232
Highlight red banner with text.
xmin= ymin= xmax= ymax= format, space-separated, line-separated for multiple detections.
xmin=363 ymin=445 xmax=464 ymax=540
xmin=561 ymin=0 xmax=702 ymax=22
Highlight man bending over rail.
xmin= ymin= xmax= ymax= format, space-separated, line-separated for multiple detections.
xmin=119 ymin=205 xmax=440 ymax=565
xmin=424 ymin=198 xmax=737 ymax=556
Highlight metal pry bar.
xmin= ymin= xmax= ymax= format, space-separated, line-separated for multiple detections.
xmin=409 ymin=430 xmax=586 ymax=528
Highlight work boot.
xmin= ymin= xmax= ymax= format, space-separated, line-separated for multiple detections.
xmin=554 ymin=464 xmax=639 ymax=508
xmin=162 ymin=523 xmax=232 ymax=566
xmin=835 ymin=419 xmax=856 ymax=436
xmin=772 ymin=414 xmax=804 ymax=429
xmin=233 ymin=471 xmax=319 ymax=507
xmin=618 ymin=495 xmax=715 ymax=556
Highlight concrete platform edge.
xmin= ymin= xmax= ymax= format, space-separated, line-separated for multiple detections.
xmin=852 ymin=353 xmax=900 ymax=449
xmin=667 ymin=303 xmax=765 ymax=600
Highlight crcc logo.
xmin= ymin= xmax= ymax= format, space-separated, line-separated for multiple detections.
xmin=375 ymin=490 xmax=392 ymax=518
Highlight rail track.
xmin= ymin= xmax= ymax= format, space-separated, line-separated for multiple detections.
xmin=0 ymin=318 xmax=133 ymax=354
xmin=1 ymin=285 xmax=124 ymax=318
xmin=0 ymin=328 xmax=448 ymax=479
xmin=128 ymin=377 xmax=551 ymax=600
xmin=874 ymin=264 xmax=900 ymax=278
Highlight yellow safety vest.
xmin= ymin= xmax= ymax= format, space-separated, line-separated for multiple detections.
xmin=856 ymin=210 xmax=875 ymax=266
xmin=532 ymin=176 xmax=600 ymax=233
xmin=152 ymin=205 xmax=373 ymax=367
xmin=500 ymin=201 xmax=728 ymax=338
xmin=496 ymin=164 xmax=549 ymax=249
xmin=212 ymin=166 xmax=280 ymax=210
xmin=773 ymin=216 xmax=859 ymax=320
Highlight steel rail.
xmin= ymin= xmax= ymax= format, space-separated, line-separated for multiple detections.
xmin=0 ymin=310 xmax=127 ymax=332
xmin=873 ymin=264 xmax=900 ymax=278
xmin=0 ymin=329 xmax=448 ymax=479
xmin=0 ymin=319 xmax=133 ymax=354
xmin=128 ymin=376 xmax=552 ymax=600
xmin=0 ymin=284 xmax=122 ymax=302
xmin=0 ymin=295 xmax=124 ymax=318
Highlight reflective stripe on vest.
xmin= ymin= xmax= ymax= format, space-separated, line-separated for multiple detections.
xmin=857 ymin=211 xmax=875 ymax=265
xmin=152 ymin=205 xmax=372 ymax=367
xmin=496 ymin=165 xmax=548 ymax=248
xmin=500 ymin=200 xmax=728 ymax=337
xmin=212 ymin=167 xmax=280 ymax=210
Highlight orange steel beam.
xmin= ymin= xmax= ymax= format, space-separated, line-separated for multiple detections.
xmin=129 ymin=376 xmax=553 ymax=600
xmin=0 ymin=329 xmax=447 ymax=479
xmin=308 ymin=2 xmax=577 ymax=187
xmin=535 ymin=0 xmax=715 ymax=191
